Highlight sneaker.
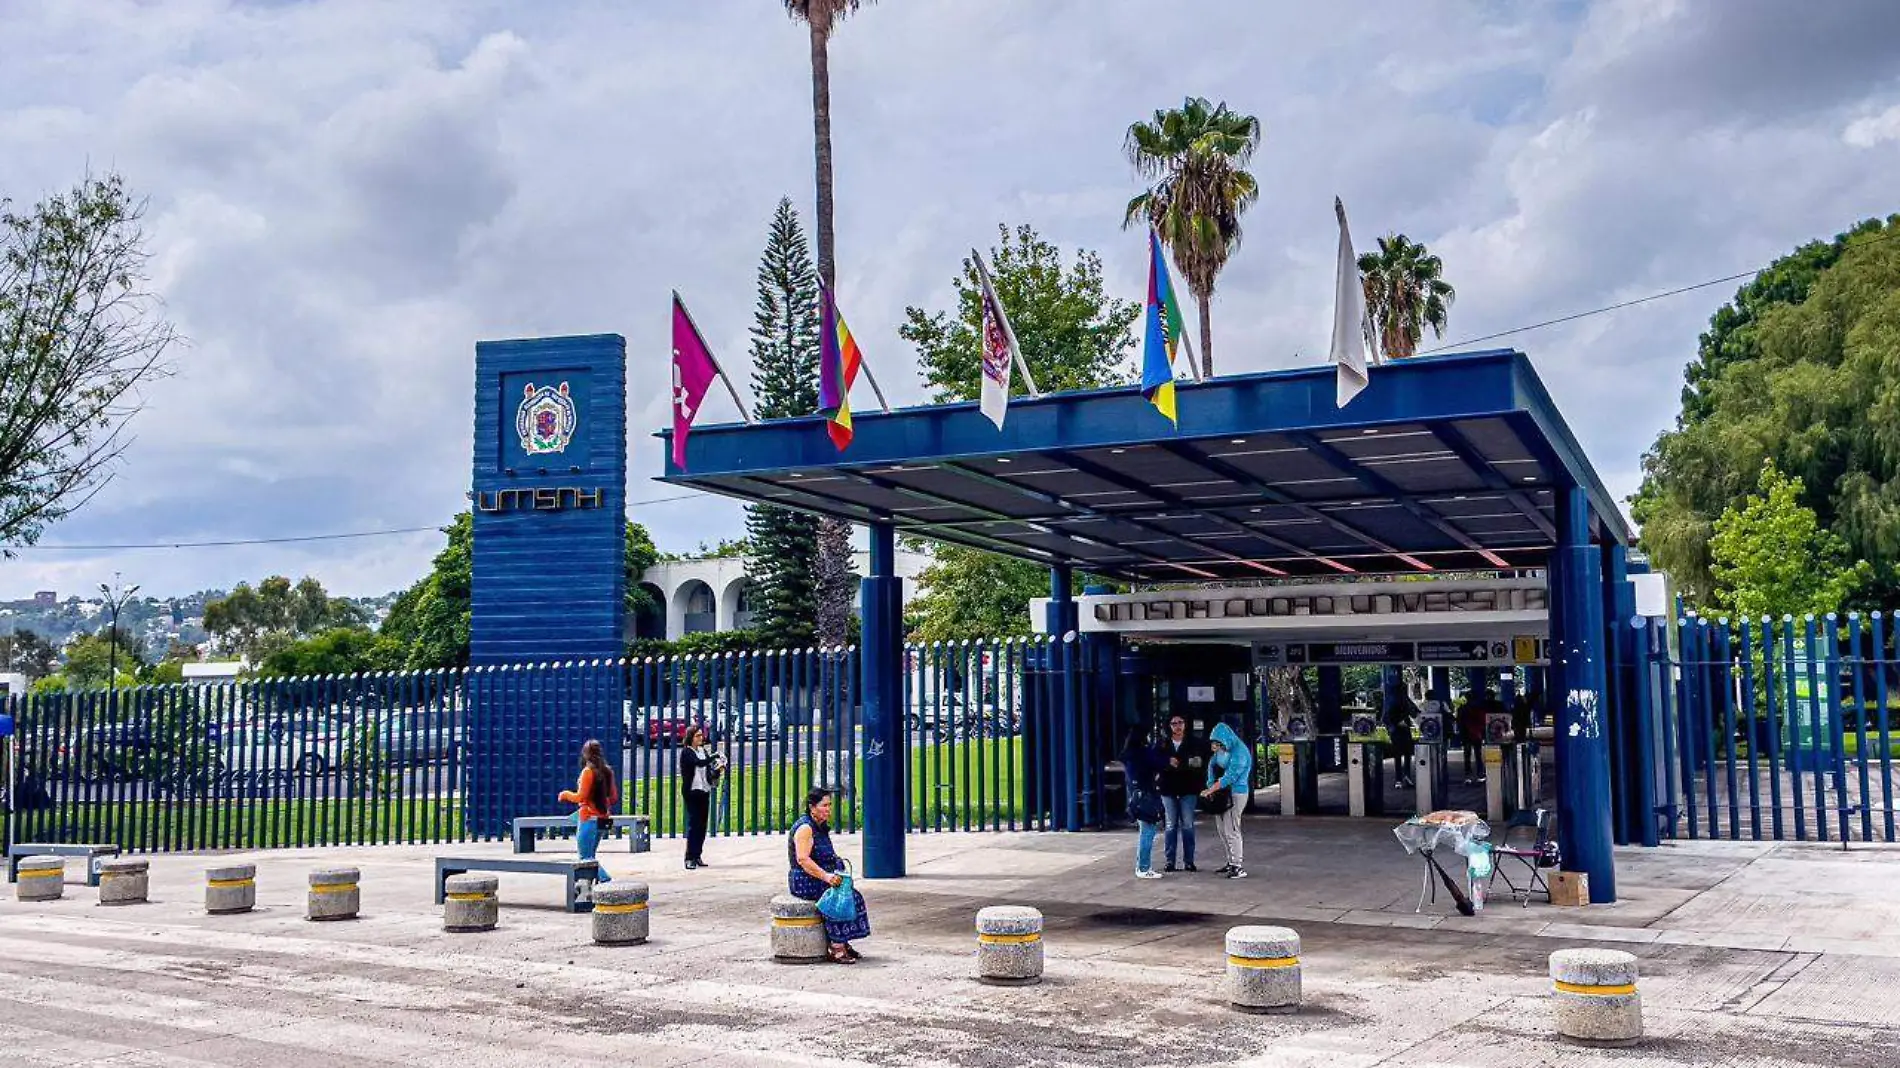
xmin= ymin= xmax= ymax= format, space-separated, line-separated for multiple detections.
xmin=1135 ymin=869 xmax=1163 ymax=880
xmin=1184 ymin=863 xmax=1199 ymax=873
xmin=1227 ymin=868 xmax=1249 ymax=879
xmin=1164 ymin=863 xmax=1179 ymax=873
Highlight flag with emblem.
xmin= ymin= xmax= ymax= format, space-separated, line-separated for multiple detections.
xmin=974 ymin=250 xmax=1039 ymax=429
xmin=1142 ymin=228 xmax=1190 ymax=424
xmin=817 ymin=280 xmax=864 ymax=450
xmin=670 ymin=292 xmax=750 ymax=470
xmin=1330 ymin=197 xmax=1372 ymax=408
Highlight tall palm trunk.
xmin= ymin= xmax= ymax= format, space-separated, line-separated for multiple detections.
xmin=805 ymin=0 xmax=853 ymax=647
xmin=1196 ymin=292 xmax=1214 ymax=379
xmin=808 ymin=0 xmax=836 ymax=291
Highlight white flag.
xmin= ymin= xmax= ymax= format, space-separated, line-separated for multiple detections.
xmin=973 ymin=250 xmax=1025 ymax=429
xmin=1330 ymin=196 xmax=1371 ymax=408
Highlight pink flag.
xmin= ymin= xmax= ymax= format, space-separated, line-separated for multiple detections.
xmin=671 ymin=293 xmax=719 ymax=470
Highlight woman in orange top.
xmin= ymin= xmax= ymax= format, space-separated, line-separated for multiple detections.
xmin=558 ymin=739 xmax=619 ymax=883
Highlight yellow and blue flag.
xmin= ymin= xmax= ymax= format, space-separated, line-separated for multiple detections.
xmin=1142 ymin=229 xmax=1188 ymax=424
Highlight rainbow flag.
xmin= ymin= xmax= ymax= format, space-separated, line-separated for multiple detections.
xmin=817 ymin=280 xmax=862 ymax=450
xmin=1142 ymin=229 xmax=1188 ymax=424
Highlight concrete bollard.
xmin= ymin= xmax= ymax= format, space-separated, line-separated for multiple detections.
xmin=307 ymin=867 xmax=361 ymax=921
xmin=205 ymin=864 xmax=257 ymax=914
xmin=1225 ymin=925 xmax=1302 ymax=1014
xmin=769 ymin=895 xmax=826 ymax=964
xmin=591 ymin=882 xmax=650 ymax=945
xmin=975 ymin=906 xmax=1044 ymax=986
xmin=443 ymin=873 xmax=499 ymax=932
xmin=16 ymin=856 xmax=65 ymax=902
xmin=98 ymin=858 xmax=150 ymax=906
xmin=1550 ymin=948 xmax=1642 ymax=1047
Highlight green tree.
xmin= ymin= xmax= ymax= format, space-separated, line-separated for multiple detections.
xmin=1632 ymin=215 xmax=1900 ymax=606
xmin=1709 ymin=461 xmax=1870 ymax=620
xmin=1357 ymin=234 xmax=1456 ymax=359
xmin=256 ymin=626 xmax=399 ymax=678
xmin=60 ymin=627 xmax=145 ymax=688
xmin=742 ymin=198 xmax=824 ymax=648
xmin=203 ymin=575 xmax=365 ymax=662
xmin=1 ymin=173 xmax=177 ymax=550
xmin=0 ymin=628 xmax=59 ymax=679
xmin=902 ymin=224 xmax=1139 ymax=402
xmin=380 ymin=514 xmax=662 ymax=668
xmin=1123 ymin=96 xmax=1262 ymax=378
xmin=900 ymin=227 xmax=1135 ymax=640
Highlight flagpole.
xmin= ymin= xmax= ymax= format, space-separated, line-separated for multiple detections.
xmin=674 ymin=290 xmax=755 ymax=424
xmin=973 ymin=250 xmax=1040 ymax=397
xmin=856 ymin=352 xmax=893 ymax=413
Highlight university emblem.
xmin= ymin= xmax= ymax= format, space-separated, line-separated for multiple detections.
xmin=516 ymin=381 xmax=578 ymax=455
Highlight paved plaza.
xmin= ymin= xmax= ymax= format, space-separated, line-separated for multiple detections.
xmin=4 ymin=819 xmax=1899 ymax=1067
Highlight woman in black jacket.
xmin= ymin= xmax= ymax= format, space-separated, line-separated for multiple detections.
xmin=678 ymin=726 xmax=720 ymax=869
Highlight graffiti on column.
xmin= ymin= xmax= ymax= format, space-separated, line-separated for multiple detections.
xmin=1566 ymin=688 xmax=1601 ymax=739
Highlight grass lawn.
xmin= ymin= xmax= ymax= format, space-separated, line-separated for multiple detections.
xmin=7 ymin=796 xmax=466 ymax=852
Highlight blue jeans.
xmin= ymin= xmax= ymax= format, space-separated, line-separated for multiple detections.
xmin=1136 ymin=820 xmax=1159 ymax=872
xmin=575 ymin=815 xmax=612 ymax=883
xmin=1162 ymin=794 xmax=1197 ymax=867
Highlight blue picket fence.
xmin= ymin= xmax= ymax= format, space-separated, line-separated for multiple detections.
xmin=0 ymin=636 xmax=1097 ymax=855
xmin=1648 ymin=612 xmax=1900 ymax=844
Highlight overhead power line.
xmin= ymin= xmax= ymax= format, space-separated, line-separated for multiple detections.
xmin=10 ymin=493 xmax=705 ymax=551
xmin=1419 ymin=226 xmax=1900 ymax=355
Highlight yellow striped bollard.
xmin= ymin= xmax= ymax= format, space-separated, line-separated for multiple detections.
xmin=1225 ymin=926 xmax=1301 ymax=1013
xmin=1550 ymin=948 xmax=1642 ymax=1047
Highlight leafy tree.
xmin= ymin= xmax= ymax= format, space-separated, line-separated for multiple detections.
xmin=0 ymin=628 xmax=59 ymax=679
xmin=1123 ymin=96 xmax=1262 ymax=377
xmin=1709 ymin=461 xmax=1870 ymax=620
xmin=740 ymin=199 xmax=824 ymax=648
xmin=1 ymin=173 xmax=177 ymax=550
xmin=1632 ymin=215 xmax=1900 ymax=606
xmin=1357 ymin=234 xmax=1456 ymax=359
xmin=256 ymin=626 xmax=400 ymax=678
xmin=61 ymin=626 xmax=147 ymax=688
xmin=901 ymin=228 xmax=1135 ymax=640
xmin=380 ymin=514 xmax=662 ymax=668
xmin=203 ymin=575 xmax=366 ymax=662
xmin=628 ymin=628 xmax=767 ymax=659
xmin=902 ymin=224 xmax=1139 ymax=402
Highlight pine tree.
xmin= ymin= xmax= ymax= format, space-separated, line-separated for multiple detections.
xmin=743 ymin=199 xmax=824 ymax=647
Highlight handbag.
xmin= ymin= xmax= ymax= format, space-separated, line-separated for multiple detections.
xmin=1198 ymin=788 xmax=1232 ymax=815
xmin=817 ymin=860 xmax=858 ymax=923
xmin=1128 ymin=788 xmax=1164 ymax=825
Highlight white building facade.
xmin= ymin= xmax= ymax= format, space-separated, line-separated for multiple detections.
xmin=635 ymin=551 xmax=930 ymax=641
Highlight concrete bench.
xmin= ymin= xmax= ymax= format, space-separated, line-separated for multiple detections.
xmin=7 ymin=843 xmax=120 ymax=887
xmin=434 ymin=856 xmax=599 ymax=914
xmin=511 ymin=815 xmax=651 ymax=855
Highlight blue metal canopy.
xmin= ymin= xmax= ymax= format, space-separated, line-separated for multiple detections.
xmin=657 ymin=349 xmax=1629 ymax=582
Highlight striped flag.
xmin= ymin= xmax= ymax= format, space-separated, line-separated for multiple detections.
xmin=1142 ymin=229 xmax=1190 ymax=424
xmin=817 ymin=280 xmax=863 ymax=450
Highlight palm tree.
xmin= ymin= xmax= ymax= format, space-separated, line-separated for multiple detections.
xmin=783 ymin=0 xmax=873 ymax=649
xmin=1124 ymin=96 xmax=1262 ymax=379
xmin=782 ymin=0 xmax=874 ymax=290
xmin=1356 ymin=235 xmax=1456 ymax=360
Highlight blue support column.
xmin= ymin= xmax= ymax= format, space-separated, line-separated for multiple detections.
xmin=861 ymin=522 xmax=907 ymax=877
xmin=1603 ymin=543 xmax=1641 ymax=847
xmin=1047 ymin=566 xmax=1079 ymax=830
xmin=1552 ymin=487 xmax=1617 ymax=902
xmin=1429 ymin=668 xmax=1452 ymax=706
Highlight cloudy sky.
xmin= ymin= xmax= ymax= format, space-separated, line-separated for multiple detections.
xmin=2 ymin=0 xmax=1897 ymax=600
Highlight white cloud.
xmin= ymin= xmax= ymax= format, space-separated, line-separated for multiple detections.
xmin=0 ymin=0 xmax=1896 ymax=599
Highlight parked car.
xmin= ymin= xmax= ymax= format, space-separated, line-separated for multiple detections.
xmin=624 ymin=702 xmax=696 ymax=747
xmin=722 ymin=700 xmax=785 ymax=742
xmin=218 ymin=722 xmax=336 ymax=777
xmin=381 ymin=710 xmax=463 ymax=767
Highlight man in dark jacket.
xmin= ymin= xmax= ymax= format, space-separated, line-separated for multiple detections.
xmin=1156 ymin=714 xmax=1209 ymax=872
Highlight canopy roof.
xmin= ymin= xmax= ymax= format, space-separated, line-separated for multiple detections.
xmin=657 ymin=349 xmax=1628 ymax=582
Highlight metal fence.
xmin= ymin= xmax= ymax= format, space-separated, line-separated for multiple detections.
xmin=1655 ymin=612 xmax=1900 ymax=844
xmin=1 ymin=635 xmax=1093 ymax=855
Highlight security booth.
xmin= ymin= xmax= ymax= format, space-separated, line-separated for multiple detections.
xmin=656 ymin=347 xmax=1645 ymax=903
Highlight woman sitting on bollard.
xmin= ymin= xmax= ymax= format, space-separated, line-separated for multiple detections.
xmin=1122 ymin=727 xmax=1167 ymax=879
xmin=558 ymin=739 xmax=618 ymax=884
xmin=788 ymin=787 xmax=869 ymax=965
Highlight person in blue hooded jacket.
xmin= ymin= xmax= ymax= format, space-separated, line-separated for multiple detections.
xmin=1201 ymin=722 xmax=1254 ymax=879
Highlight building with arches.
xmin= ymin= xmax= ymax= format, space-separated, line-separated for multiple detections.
xmin=633 ymin=551 xmax=931 ymax=641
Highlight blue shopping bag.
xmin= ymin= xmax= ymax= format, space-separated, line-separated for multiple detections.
xmin=817 ymin=861 xmax=858 ymax=923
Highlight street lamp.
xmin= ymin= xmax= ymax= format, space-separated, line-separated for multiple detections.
xmin=99 ymin=573 xmax=140 ymax=690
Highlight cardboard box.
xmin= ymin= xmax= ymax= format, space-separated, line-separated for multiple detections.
xmin=1550 ymin=871 xmax=1589 ymax=907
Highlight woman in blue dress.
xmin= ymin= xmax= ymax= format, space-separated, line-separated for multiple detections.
xmin=788 ymin=786 xmax=869 ymax=964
